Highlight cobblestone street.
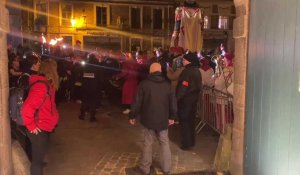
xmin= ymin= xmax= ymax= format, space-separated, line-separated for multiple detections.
xmin=44 ymin=102 xmax=219 ymax=175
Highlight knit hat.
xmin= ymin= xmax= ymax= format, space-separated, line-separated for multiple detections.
xmin=183 ymin=52 xmax=199 ymax=66
xmin=149 ymin=63 xmax=162 ymax=73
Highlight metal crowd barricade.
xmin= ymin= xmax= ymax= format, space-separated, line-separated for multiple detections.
xmin=196 ymin=85 xmax=234 ymax=134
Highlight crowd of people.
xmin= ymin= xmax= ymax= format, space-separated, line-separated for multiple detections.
xmin=7 ymin=41 xmax=234 ymax=175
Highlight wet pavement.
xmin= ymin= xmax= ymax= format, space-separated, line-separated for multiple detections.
xmin=44 ymin=101 xmax=219 ymax=175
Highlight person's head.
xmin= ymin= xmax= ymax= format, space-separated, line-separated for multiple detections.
xmin=25 ymin=52 xmax=41 ymax=72
xmin=87 ymin=53 xmax=98 ymax=64
xmin=182 ymin=52 xmax=199 ymax=67
xmin=39 ymin=59 xmax=59 ymax=91
xmin=10 ymin=55 xmax=20 ymax=69
xmin=149 ymin=63 xmax=162 ymax=74
xmin=224 ymin=53 xmax=234 ymax=67
xmin=155 ymin=48 xmax=163 ymax=57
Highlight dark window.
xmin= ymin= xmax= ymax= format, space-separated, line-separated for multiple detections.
xmin=96 ymin=7 xmax=107 ymax=26
xmin=35 ymin=3 xmax=48 ymax=26
xmin=211 ymin=15 xmax=219 ymax=29
xmin=153 ymin=9 xmax=162 ymax=29
xmin=212 ymin=5 xmax=218 ymax=13
xmin=131 ymin=8 xmax=141 ymax=29
xmin=231 ymin=5 xmax=236 ymax=14
xmin=131 ymin=38 xmax=141 ymax=51
xmin=63 ymin=36 xmax=72 ymax=47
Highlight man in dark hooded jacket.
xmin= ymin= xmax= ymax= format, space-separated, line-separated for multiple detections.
xmin=176 ymin=52 xmax=202 ymax=150
xmin=129 ymin=63 xmax=177 ymax=175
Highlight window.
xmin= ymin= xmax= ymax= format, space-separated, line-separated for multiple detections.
xmin=63 ymin=36 xmax=73 ymax=47
xmin=231 ymin=5 xmax=236 ymax=14
xmin=96 ymin=7 xmax=107 ymax=26
xmin=131 ymin=7 xmax=141 ymax=29
xmin=212 ymin=5 xmax=218 ymax=13
xmin=153 ymin=38 xmax=162 ymax=49
xmin=210 ymin=15 xmax=219 ymax=29
xmin=35 ymin=2 xmax=48 ymax=27
xmin=131 ymin=38 xmax=141 ymax=51
xmin=203 ymin=16 xmax=209 ymax=29
xmin=218 ymin=16 xmax=228 ymax=29
xmin=62 ymin=4 xmax=72 ymax=26
xmin=153 ymin=9 xmax=162 ymax=29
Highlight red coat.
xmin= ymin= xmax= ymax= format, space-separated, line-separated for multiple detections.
xmin=116 ymin=60 xmax=140 ymax=104
xmin=21 ymin=75 xmax=59 ymax=132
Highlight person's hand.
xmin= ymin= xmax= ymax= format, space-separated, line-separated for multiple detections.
xmin=129 ymin=119 xmax=136 ymax=125
xmin=30 ymin=128 xmax=41 ymax=135
xmin=168 ymin=119 xmax=175 ymax=126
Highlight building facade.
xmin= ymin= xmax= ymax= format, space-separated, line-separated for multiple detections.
xmin=10 ymin=0 xmax=235 ymax=53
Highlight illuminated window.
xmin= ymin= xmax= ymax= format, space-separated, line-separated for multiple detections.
xmin=218 ymin=16 xmax=228 ymax=29
xmin=62 ymin=4 xmax=73 ymax=26
xmin=203 ymin=16 xmax=209 ymax=29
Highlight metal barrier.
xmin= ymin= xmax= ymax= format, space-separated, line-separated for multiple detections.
xmin=196 ymin=85 xmax=234 ymax=134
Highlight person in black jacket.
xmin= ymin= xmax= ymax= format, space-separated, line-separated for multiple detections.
xmin=176 ymin=52 xmax=202 ymax=150
xmin=129 ymin=63 xmax=177 ymax=175
xmin=78 ymin=54 xmax=101 ymax=122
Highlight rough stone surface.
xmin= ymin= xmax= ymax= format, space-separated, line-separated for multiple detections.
xmin=43 ymin=102 xmax=219 ymax=175
xmin=0 ymin=3 xmax=13 ymax=175
xmin=231 ymin=0 xmax=249 ymax=175
xmin=214 ymin=125 xmax=232 ymax=172
xmin=12 ymin=140 xmax=30 ymax=175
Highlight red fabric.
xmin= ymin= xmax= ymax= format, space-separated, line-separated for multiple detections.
xmin=116 ymin=61 xmax=140 ymax=104
xmin=182 ymin=81 xmax=189 ymax=87
xmin=169 ymin=47 xmax=184 ymax=56
xmin=21 ymin=75 xmax=59 ymax=132
xmin=200 ymin=58 xmax=211 ymax=71
xmin=224 ymin=53 xmax=234 ymax=67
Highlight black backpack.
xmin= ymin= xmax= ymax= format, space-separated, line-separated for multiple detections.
xmin=9 ymin=79 xmax=50 ymax=126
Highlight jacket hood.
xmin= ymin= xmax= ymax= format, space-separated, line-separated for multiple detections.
xmin=28 ymin=74 xmax=48 ymax=84
xmin=148 ymin=72 xmax=165 ymax=82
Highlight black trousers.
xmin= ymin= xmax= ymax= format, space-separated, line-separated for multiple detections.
xmin=178 ymin=97 xmax=198 ymax=148
xmin=80 ymin=93 xmax=97 ymax=118
xmin=27 ymin=131 xmax=50 ymax=175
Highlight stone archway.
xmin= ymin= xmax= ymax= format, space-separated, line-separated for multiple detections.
xmin=0 ymin=0 xmax=250 ymax=174
xmin=0 ymin=2 xmax=13 ymax=175
xmin=230 ymin=0 xmax=249 ymax=174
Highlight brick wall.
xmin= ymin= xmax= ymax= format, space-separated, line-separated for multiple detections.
xmin=230 ymin=0 xmax=249 ymax=175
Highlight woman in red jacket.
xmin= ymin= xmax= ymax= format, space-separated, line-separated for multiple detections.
xmin=21 ymin=58 xmax=59 ymax=175
xmin=114 ymin=53 xmax=140 ymax=114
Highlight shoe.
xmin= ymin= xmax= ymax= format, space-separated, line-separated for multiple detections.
xmin=125 ymin=166 xmax=150 ymax=175
xmin=180 ymin=145 xmax=192 ymax=151
xmin=78 ymin=115 xmax=84 ymax=120
xmin=122 ymin=109 xmax=131 ymax=114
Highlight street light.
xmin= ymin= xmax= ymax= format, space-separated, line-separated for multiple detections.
xmin=71 ymin=18 xmax=77 ymax=27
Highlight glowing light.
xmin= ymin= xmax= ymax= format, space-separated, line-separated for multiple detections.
xmin=81 ymin=61 xmax=86 ymax=66
xmin=62 ymin=45 xmax=67 ymax=49
xmin=49 ymin=39 xmax=58 ymax=46
xmin=56 ymin=37 xmax=63 ymax=42
xmin=71 ymin=18 xmax=76 ymax=27
xmin=41 ymin=34 xmax=46 ymax=44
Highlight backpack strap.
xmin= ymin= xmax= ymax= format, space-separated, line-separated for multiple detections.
xmin=29 ymin=80 xmax=53 ymax=120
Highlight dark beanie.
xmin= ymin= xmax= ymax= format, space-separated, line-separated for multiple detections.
xmin=183 ymin=52 xmax=199 ymax=66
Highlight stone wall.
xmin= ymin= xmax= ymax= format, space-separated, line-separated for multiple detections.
xmin=230 ymin=0 xmax=249 ymax=175
xmin=0 ymin=1 xmax=13 ymax=174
